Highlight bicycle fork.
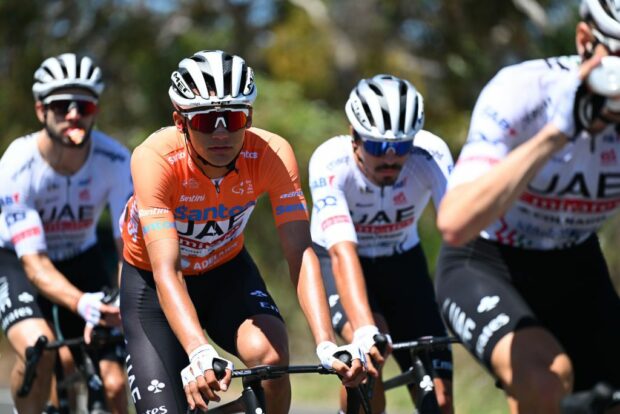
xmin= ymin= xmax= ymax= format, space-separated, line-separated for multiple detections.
xmin=410 ymin=355 xmax=440 ymax=414
xmin=241 ymin=377 xmax=266 ymax=413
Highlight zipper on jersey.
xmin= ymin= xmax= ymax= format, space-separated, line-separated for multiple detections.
xmin=66 ymin=177 xmax=71 ymax=204
xmin=212 ymin=167 xmax=239 ymax=197
xmin=374 ymin=185 xmax=386 ymax=259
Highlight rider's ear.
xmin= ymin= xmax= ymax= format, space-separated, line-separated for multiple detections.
xmin=576 ymin=22 xmax=595 ymax=58
xmin=173 ymin=111 xmax=187 ymax=133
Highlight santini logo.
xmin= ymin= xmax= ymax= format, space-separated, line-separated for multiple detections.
xmin=179 ymin=194 xmax=206 ymax=202
xmin=240 ymin=151 xmax=258 ymax=159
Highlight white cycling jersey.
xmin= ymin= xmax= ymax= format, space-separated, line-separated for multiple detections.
xmin=0 ymin=132 xmax=132 ymax=260
xmin=450 ymin=55 xmax=620 ymax=249
xmin=309 ymin=132 xmax=453 ymax=257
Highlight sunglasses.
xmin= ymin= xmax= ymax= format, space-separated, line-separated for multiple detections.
xmin=361 ymin=138 xmax=413 ymax=156
xmin=184 ymin=108 xmax=251 ymax=134
xmin=43 ymin=94 xmax=99 ymax=117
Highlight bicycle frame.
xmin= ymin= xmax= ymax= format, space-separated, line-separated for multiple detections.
xmin=373 ymin=336 xmax=459 ymax=414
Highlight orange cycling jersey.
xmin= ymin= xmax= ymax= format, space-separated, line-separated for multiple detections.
xmin=121 ymin=126 xmax=308 ymax=274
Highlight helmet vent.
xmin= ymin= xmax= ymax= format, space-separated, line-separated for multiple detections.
xmin=360 ymin=99 xmax=374 ymax=129
xmin=368 ymin=83 xmax=383 ymax=96
xmin=223 ymin=57 xmax=233 ymax=96
xmin=399 ymin=94 xmax=407 ymax=132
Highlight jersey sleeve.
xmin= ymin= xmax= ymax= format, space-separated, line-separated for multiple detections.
xmin=308 ymin=146 xmax=357 ymax=248
xmin=130 ymin=145 xmax=178 ymax=245
xmin=417 ymin=132 xmax=454 ymax=210
xmin=0 ymin=146 xmax=46 ymax=257
xmin=448 ymin=74 xmax=522 ymax=190
xmin=107 ymin=148 xmax=133 ymax=240
xmin=260 ymin=137 xmax=309 ymax=226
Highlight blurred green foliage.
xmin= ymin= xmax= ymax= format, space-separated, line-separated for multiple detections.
xmin=1 ymin=1 xmax=616 ymax=412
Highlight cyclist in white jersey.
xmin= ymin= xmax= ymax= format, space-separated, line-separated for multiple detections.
xmin=435 ymin=2 xmax=620 ymax=413
xmin=310 ymin=74 xmax=454 ymax=414
xmin=0 ymin=53 xmax=132 ymax=414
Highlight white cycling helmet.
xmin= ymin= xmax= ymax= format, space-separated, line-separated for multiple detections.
xmin=581 ymin=0 xmax=620 ymax=38
xmin=169 ymin=50 xmax=257 ymax=112
xmin=32 ymin=53 xmax=104 ymax=100
xmin=345 ymin=74 xmax=424 ymax=142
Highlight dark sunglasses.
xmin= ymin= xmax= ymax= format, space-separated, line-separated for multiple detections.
xmin=361 ymin=138 xmax=413 ymax=156
xmin=43 ymin=95 xmax=98 ymax=117
xmin=184 ymin=108 xmax=251 ymax=134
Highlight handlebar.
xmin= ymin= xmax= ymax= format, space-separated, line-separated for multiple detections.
xmin=561 ymin=382 xmax=620 ymax=414
xmin=373 ymin=332 xmax=390 ymax=355
xmin=17 ymin=328 xmax=124 ymax=397
xmin=101 ymin=287 xmax=119 ymax=305
xmin=391 ymin=335 xmax=460 ymax=351
xmin=17 ymin=335 xmax=48 ymax=397
xmin=211 ymin=351 xmax=369 ymax=414
xmin=212 ymin=360 xmax=340 ymax=381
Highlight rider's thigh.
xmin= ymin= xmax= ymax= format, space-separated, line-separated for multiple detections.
xmin=492 ymin=326 xmax=573 ymax=398
xmin=236 ymin=314 xmax=289 ymax=366
xmin=8 ymin=318 xmax=56 ymax=412
xmin=7 ymin=318 xmax=55 ymax=361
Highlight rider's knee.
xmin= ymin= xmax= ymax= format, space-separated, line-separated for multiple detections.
xmin=514 ymin=367 xmax=572 ymax=411
xmin=253 ymin=341 xmax=289 ymax=366
xmin=239 ymin=330 xmax=289 ymax=366
xmin=102 ymin=370 xmax=127 ymax=397
xmin=550 ymin=353 xmax=574 ymax=392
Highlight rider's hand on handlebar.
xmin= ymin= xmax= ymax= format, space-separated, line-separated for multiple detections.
xmin=181 ymin=344 xmax=233 ymax=412
xmin=78 ymin=291 xmax=121 ymax=344
xmin=316 ymin=341 xmax=366 ymax=388
xmin=353 ymin=325 xmax=392 ymax=378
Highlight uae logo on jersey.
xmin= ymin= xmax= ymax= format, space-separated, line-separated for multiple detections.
xmin=79 ymin=189 xmax=91 ymax=201
xmin=601 ymin=149 xmax=617 ymax=166
xmin=393 ymin=192 xmax=407 ymax=205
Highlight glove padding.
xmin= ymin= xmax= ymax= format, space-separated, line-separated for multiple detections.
xmin=353 ymin=325 xmax=392 ymax=354
xmin=549 ymin=71 xmax=582 ymax=138
xmin=316 ymin=341 xmax=365 ymax=370
xmin=181 ymin=344 xmax=234 ymax=387
xmin=77 ymin=291 xmax=105 ymax=327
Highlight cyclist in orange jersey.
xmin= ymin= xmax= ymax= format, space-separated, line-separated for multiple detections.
xmin=119 ymin=50 xmax=366 ymax=414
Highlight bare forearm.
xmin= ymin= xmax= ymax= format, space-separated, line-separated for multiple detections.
xmin=154 ymin=270 xmax=207 ymax=354
xmin=22 ymin=255 xmax=82 ymax=312
xmin=293 ymin=248 xmax=336 ymax=344
xmin=278 ymin=221 xmax=336 ymax=344
xmin=330 ymin=244 xmax=374 ymax=330
xmin=438 ymin=124 xmax=568 ymax=245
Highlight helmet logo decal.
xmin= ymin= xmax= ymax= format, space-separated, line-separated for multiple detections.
xmin=171 ymin=72 xmax=194 ymax=99
xmin=244 ymin=67 xmax=255 ymax=95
